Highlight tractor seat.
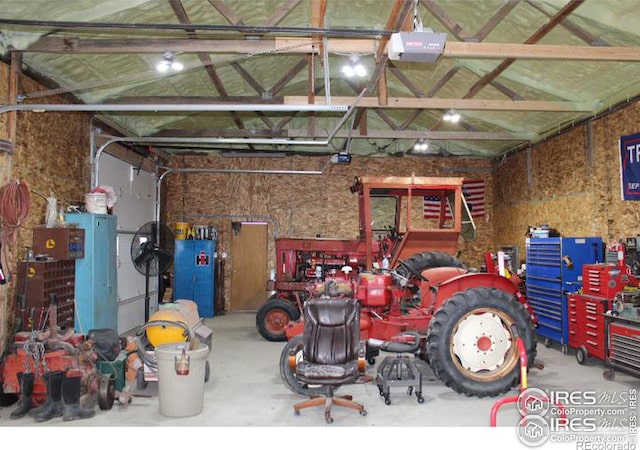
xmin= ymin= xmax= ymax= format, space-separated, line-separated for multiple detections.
xmin=376 ymin=331 xmax=424 ymax=405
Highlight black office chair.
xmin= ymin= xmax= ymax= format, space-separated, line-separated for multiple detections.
xmin=291 ymin=298 xmax=367 ymax=424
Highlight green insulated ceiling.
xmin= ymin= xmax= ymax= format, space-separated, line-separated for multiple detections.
xmin=1 ymin=0 xmax=640 ymax=158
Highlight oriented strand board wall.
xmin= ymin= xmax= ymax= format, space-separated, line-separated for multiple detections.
xmin=163 ymin=155 xmax=495 ymax=311
xmin=0 ymin=64 xmax=7 ymax=140
xmin=495 ymin=100 xmax=640 ymax=268
xmin=0 ymin=61 xmax=90 ymax=354
xmin=11 ymin=72 xmax=91 ymax=258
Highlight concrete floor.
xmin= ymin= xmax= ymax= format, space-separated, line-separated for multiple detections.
xmin=1 ymin=311 xmax=639 ymax=446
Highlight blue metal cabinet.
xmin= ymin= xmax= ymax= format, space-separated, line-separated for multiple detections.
xmin=173 ymin=239 xmax=216 ymax=317
xmin=64 ymin=213 xmax=118 ymax=333
xmin=526 ymin=237 xmax=603 ymax=347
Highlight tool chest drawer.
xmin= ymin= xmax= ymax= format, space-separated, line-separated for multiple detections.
xmin=607 ymin=318 xmax=640 ymax=376
xmin=526 ymin=237 xmax=603 ymax=347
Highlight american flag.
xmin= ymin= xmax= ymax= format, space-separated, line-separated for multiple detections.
xmin=423 ymin=179 xmax=486 ymax=218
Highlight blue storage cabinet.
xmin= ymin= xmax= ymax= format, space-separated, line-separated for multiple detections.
xmin=173 ymin=239 xmax=216 ymax=317
xmin=525 ymin=237 xmax=603 ymax=348
xmin=64 ymin=213 xmax=118 ymax=333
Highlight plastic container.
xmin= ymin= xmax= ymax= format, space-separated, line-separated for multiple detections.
xmin=174 ymin=222 xmax=191 ymax=240
xmin=85 ymin=192 xmax=107 ymax=214
xmin=155 ymin=342 xmax=210 ymax=418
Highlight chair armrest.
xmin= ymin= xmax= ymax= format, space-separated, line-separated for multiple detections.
xmin=288 ymin=346 xmax=299 ymax=372
xmin=357 ymin=340 xmax=366 ymax=373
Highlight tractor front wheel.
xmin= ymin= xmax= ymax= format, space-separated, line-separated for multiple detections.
xmin=426 ymin=286 xmax=536 ymax=398
xmin=256 ymin=298 xmax=300 ymax=342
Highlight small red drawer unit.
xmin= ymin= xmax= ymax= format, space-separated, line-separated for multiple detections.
xmin=582 ymin=263 xmax=634 ymax=298
xmin=567 ymin=293 xmax=611 ymax=362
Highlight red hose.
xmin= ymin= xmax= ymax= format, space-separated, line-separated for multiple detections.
xmin=0 ymin=180 xmax=31 ymax=276
xmin=0 ymin=180 xmax=31 ymax=228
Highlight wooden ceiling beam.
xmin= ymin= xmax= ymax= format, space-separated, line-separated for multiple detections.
xmin=310 ymin=0 xmax=326 ymax=59
xmin=207 ymin=0 xmax=244 ymax=26
xmin=425 ymin=66 xmax=461 ymax=97
xmin=463 ymin=0 xmax=585 ymax=99
xmin=388 ymin=62 xmax=425 ymax=97
xmin=150 ymin=128 xmax=531 ymax=140
xmin=269 ymin=58 xmax=308 ymax=96
xmin=24 ymin=37 xmax=640 ymax=61
xmin=169 ymin=0 xmax=246 ymax=131
xmin=103 ymin=93 xmax=590 ymax=112
xmin=399 ymin=109 xmax=424 ymax=130
xmin=283 ymin=96 xmax=593 ymax=112
xmin=421 ymin=0 xmax=470 ymax=41
xmin=263 ymin=0 xmax=302 ymax=27
xmin=371 ymin=109 xmax=399 ymax=130
xmin=367 ymin=0 xmax=413 ymax=99
xmin=227 ymin=61 xmax=277 ymax=128
xmin=472 ymin=0 xmax=522 ymax=42
xmin=524 ymin=0 xmax=608 ymax=46
xmin=490 ymin=80 xmax=525 ymax=101
xmin=308 ymin=0 xmax=326 ymax=134
xmin=286 ymin=129 xmax=532 ymax=140
xmin=229 ymin=61 xmax=265 ymax=95
xmin=344 ymin=79 xmax=390 ymax=131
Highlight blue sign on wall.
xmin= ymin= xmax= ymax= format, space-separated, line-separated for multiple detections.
xmin=619 ymin=132 xmax=640 ymax=200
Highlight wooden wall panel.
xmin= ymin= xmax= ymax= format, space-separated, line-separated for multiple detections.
xmin=0 ymin=62 xmax=90 ymax=354
xmin=496 ymin=100 xmax=640 ymax=269
xmin=163 ymin=155 xmax=495 ymax=311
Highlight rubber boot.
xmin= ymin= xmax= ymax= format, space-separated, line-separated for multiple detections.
xmin=62 ymin=376 xmax=95 ymax=422
xmin=9 ymin=372 xmax=35 ymax=419
xmin=30 ymin=371 xmax=64 ymax=422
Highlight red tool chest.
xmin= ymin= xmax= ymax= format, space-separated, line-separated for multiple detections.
xmin=605 ymin=315 xmax=640 ymax=378
xmin=568 ymin=293 xmax=611 ymax=363
xmin=582 ymin=263 xmax=634 ymax=298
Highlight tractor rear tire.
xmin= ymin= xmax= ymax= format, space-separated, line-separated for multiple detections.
xmin=426 ymin=286 xmax=536 ymax=398
xmin=279 ymin=335 xmax=332 ymax=396
xmin=395 ymin=251 xmax=466 ymax=280
xmin=256 ymin=298 xmax=300 ymax=342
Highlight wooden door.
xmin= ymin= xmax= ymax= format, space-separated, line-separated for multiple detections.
xmin=230 ymin=222 xmax=268 ymax=311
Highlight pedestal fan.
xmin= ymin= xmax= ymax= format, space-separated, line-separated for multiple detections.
xmin=130 ymin=221 xmax=174 ymax=321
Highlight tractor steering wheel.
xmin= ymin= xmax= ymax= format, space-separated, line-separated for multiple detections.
xmin=397 ymin=259 xmax=427 ymax=281
xmin=386 ymin=225 xmax=401 ymax=242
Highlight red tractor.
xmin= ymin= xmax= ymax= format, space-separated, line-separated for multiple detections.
xmin=257 ymin=175 xmax=537 ymax=398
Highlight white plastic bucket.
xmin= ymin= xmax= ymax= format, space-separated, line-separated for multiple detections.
xmin=85 ymin=192 xmax=107 ymax=214
xmin=155 ymin=342 xmax=210 ymax=418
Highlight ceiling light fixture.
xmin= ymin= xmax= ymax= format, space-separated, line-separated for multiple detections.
xmin=156 ymin=50 xmax=183 ymax=73
xmin=443 ymin=109 xmax=461 ymax=123
xmin=413 ymin=138 xmax=429 ymax=152
xmin=342 ymin=54 xmax=367 ymax=78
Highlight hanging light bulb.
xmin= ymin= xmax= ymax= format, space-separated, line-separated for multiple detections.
xmin=354 ymin=60 xmax=367 ymax=77
xmin=156 ymin=60 xmax=170 ymax=73
xmin=443 ymin=109 xmax=461 ymax=123
xmin=342 ymin=64 xmax=355 ymax=78
xmin=156 ymin=50 xmax=183 ymax=73
xmin=413 ymin=138 xmax=429 ymax=152
xmin=342 ymin=54 xmax=367 ymax=78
